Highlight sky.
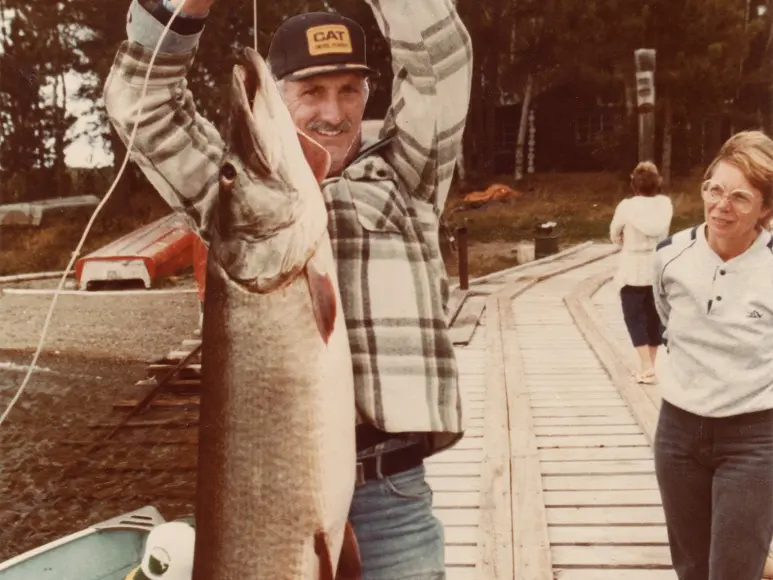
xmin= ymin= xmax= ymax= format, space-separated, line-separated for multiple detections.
xmin=61 ymin=71 xmax=112 ymax=168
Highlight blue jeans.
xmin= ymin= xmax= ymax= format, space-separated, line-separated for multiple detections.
xmin=347 ymin=464 xmax=446 ymax=580
xmin=654 ymin=399 xmax=773 ymax=580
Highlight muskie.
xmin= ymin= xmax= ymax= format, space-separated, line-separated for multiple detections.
xmin=192 ymin=46 xmax=361 ymax=580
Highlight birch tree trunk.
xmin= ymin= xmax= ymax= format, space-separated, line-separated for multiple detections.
xmin=514 ymin=73 xmax=534 ymax=181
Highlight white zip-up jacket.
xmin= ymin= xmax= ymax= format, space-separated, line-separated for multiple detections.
xmin=653 ymin=223 xmax=773 ymax=417
xmin=610 ymin=194 xmax=673 ymax=288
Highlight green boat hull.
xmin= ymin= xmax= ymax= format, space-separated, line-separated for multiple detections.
xmin=0 ymin=506 xmax=165 ymax=580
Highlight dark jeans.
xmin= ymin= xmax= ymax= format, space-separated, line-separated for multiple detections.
xmin=654 ymin=399 xmax=773 ymax=580
xmin=620 ymin=285 xmax=662 ymax=347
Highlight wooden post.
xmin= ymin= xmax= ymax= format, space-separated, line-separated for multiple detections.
xmin=634 ymin=49 xmax=656 ymax=162
xmin=457 ymin=224 xmax=469 ymax=290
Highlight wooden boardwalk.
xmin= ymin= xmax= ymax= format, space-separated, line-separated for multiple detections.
xmin=432 ymin=243 xmax=677 ymax=579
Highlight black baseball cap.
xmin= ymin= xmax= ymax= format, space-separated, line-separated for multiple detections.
xmin=268 ymin=12 xmax=375 ymax=81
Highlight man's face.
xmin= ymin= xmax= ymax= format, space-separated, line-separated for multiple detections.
xmin=281 ymin=71 xmax=368 ymax=178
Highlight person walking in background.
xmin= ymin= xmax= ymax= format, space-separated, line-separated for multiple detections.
xmin=652 ymin=130 xmax=773 ymax=580
xmin=609 ymin=161 xmax=673 ymax=384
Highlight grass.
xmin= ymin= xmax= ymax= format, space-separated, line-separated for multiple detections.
xmin=0 ymin=188 xmax=170 ymax=277
xmin=1 ymin=171 xmax=708 ymax=279
xmin=442 ymin=170 xmax=707 ymax=277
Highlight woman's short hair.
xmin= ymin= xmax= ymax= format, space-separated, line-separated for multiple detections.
xmin=630 ymin=161 xmax=662 ymax=196
xmin=705 ymin=130 xmax=773 ymax=208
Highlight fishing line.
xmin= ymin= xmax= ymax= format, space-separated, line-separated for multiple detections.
xmin=1 ymin=0 xmax=262 ymax=427
xmin=0 ymin=0 xmax=188 ymax=428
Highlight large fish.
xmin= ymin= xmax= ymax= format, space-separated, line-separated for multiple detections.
xmin=191 ymin=46 xmax=361 ymax=580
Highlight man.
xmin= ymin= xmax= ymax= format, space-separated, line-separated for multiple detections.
xmin=104 ymin=0 xmax=473 ymax=577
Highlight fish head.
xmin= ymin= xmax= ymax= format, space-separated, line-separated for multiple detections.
xmin=212 ymin=47 xmax=332 ymax=291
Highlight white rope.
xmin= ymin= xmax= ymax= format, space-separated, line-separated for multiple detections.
xmin=0 ymin=0 xmax=190 ymax=427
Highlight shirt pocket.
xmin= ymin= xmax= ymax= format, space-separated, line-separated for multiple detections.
xmin=344 ymin=158 xmax=406 ymax=236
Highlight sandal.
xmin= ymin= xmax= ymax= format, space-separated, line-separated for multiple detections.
xmin=634 ymin=369 xmax=657 ymax=384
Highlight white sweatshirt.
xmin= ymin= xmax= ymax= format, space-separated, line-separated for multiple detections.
xmin=653 ymin=224 xmax=773 ymax=417
xmin=609 ymin=194 xmax=674 ymax=288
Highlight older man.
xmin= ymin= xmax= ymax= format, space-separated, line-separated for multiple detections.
xmin=104 ymin=0 xmax=472 ymax=577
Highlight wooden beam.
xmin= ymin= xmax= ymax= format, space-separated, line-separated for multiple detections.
xmin=563 ymin=269 xmax=660 ymax=443
xmin=499 ymin=296 xmax=554 ymax=580
xmin=475 ymin=294 xmax=514 ymax=579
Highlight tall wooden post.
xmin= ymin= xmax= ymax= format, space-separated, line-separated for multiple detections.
xmin=457 ymin=224 xmax=469 ymax=291
xmin=634 ymin=49 xmax=656 ymax=162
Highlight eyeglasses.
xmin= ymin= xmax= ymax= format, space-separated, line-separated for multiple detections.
xmin=701 ymin=180 xmax=757 ymax=213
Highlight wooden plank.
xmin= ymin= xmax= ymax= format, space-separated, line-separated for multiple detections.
xmin=551 ymin=545 xmax=673 ymax=567
xmin=433 ymin=491 xmax=480 ymax=508
xmin=473 ymin=294 xmax=513 ymax=579
xmin=531 ymin=407 xmax=635 ymax=418
xmin=531 ymin=399 xmax=626 ymax=408
xmin=546 ymin=506 xmax=666 ymax=525
xmin=427 ymin=449 xmax=484 ymax=463
xmin=113 ymin=395 xmax=200 ymax=409
xmin=444 ymin=525 xmax=479 ymax=545
xmin=536 ymin=434 xmax=650 ymax=448
xmin=527 ymin=383 xmax=617 ymax=391
xmin=434 ymin=508 xmax=480 ymax=527
xmin=450 ymin=296 xmax=487 ymax=346
xmin=530 ymin=390 xmax=620 ymax=399
xmin=446 ymin=288 xmax=470 ymax=327
xmin=564 ymin=275 xmax=660 ymax=443
xmin=500 ymin=319 xmax=553 ymax=580
xmin=451 ymin=438 xmax=484 ymax=450
xmin=543 ymin=489 xmax=662 ymax=506
xmin=541 ymin=460 xmax=655 ymax=475
xmin=540 ymin=446 xmax=652 ymax=462
xmin=532 ymin=416 xmax=638 ymax=427
xmin=534 ymin=425 xmax=642 ymax=436
xmin=542 ymin=474 xmax=659 ymax=491
xmin=425 ymin=463 xmax=481 ymax=477
xmin=444 ymin=567 xmax=477 ymax=580
xmin=555 ymin=571 xmax=676 ymax=580
xmin=549 ymin=525 xmax=669 ymax=545
xmin=445 ymin=545 xmax=478 ymax=566
xmin=427 ymin=476 xmax=481 ymax=492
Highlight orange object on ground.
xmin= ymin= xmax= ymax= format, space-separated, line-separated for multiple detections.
xmin=462 ymin=183 xmax=522 ymax=205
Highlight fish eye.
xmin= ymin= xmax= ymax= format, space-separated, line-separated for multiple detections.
xmin=220 ymin=162 xmax=237 ymax=183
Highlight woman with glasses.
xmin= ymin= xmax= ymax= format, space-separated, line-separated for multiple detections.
xmin=652 ymin=130 xmax=773 ymax=580
xmin=610 ymin=161 xmax=673 ymax=384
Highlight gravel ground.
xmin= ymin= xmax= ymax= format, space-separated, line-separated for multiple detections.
xmin=0 ymin=277 xmax=202 ymax=561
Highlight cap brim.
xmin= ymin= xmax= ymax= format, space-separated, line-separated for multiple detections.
xmin=283 ymin=64 xmax=375 ymax=81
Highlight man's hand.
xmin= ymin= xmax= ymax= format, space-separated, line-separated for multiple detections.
xmin=167 ymin=0 xmax=216 ymax=17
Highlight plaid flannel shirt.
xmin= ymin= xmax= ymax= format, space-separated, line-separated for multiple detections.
xmin=104 ymin=0 xmax=473 ymax=457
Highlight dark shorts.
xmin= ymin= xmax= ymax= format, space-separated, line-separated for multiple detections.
xmin=619 ymin=285 xmax=662 ymax=347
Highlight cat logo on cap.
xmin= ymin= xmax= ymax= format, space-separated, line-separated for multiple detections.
xmin=306 ymin=24 xmax=353 ymax=56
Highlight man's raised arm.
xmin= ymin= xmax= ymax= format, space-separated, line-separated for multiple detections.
xmin=103 ymin=0 xmax=222 ymax=243
xmin=366 ymin=0 xmax=473 ymax=212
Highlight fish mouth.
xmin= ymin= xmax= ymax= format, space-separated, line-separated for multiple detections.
xmin=235 ymin=47 xmax=261 ymax=114
xmin=227 ymin=47 xmax=272 ymax=178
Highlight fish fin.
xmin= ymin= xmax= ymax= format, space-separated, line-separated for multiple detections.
xmin=306 ymin=263 xmax=337 ymax=344
xmin=298 ymin=130 xmax=332 ymax=185
xmin=315 ymin=531 xmax=335 ymax=580
xmin=334 ymin=522 xmax=362 ymax=580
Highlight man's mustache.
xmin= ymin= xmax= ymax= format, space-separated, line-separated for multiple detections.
xmin=306 ymin=119 xmax=353 ymax=133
